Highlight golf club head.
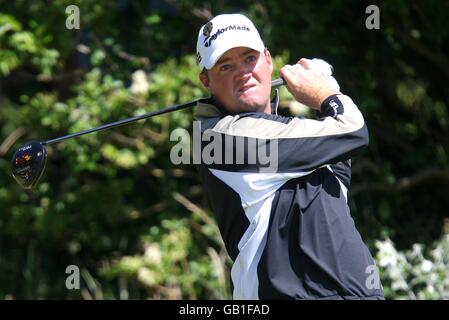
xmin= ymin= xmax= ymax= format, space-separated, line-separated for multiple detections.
xmin=11 ymin=141 xmax=47 ymax=189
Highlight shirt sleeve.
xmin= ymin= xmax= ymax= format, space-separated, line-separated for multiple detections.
xmin=200 ymin=94 xmax=368 ymax=174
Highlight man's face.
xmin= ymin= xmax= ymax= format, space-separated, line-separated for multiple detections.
xmin=200 ymin=47 xmax=273 ymax=114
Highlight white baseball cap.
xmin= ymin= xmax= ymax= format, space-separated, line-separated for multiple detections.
xmin=196 ymin=14 xmax=265 ymax=70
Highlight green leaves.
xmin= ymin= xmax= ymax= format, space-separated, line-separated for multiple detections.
xmin=0 ymin=14 xmax=21 ymax=35
xmin=10 ymin=31 xmax=38 ymax=53
xmin=102 ymin=215 xmax=231 ymax=299
xmin=0 ymin=13 xmax=60 ymax=76
xmin=1 ymin=0 xmax=448 ymax=300
xmin=0 ymin=50 xmax=20 ymax=75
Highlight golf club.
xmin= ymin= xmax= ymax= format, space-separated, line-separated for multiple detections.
xmin=11 ymin=78 xmax=287 ymax=189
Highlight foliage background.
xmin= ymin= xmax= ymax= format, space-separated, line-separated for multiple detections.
xmin=0 ymin=0 xmax=448 ymax=299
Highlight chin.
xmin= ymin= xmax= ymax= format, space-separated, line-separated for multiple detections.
xmin=237 ymin=96 xmax=267 ymax=112
xmin=237 ymin=101 xmax=265 ymax=112
xmin=237 ymin=88 xmax=270 ymax=110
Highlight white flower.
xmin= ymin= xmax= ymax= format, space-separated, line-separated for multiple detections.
xmin=143 ymin=243 xmax=162 ymax=266
xmin=130 ymin=70 xmax=149 ymax=95
xmin=411 ymin=244 xmax=423 ymax=257
xmin=421 ymin=260 xmax=433 ymax=273
xmin=391 ymin=279 xmax=408 ymax=291
xmin=431 ymin=247 xmax=443 ymax=261
xmin=376 ymin=239 xmax=398 ymax=267
xmin=379 ymin=255 xmax=397 ymax=267
xmin=376 ymin=239 xmax=396 ymax=256
xmin=137 ymin=267 xmax=157 ymax=287
xmin=428 ymin=273 xmax=438 ymax=283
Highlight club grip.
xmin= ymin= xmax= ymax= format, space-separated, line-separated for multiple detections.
xmin=271 ymin=60 xmax=334 ymax=88
xmin=271 ymin=77 xmax=285 ymax=88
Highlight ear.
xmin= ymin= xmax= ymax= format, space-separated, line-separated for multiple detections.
xmin=199 ymin=71 xmax=211 ymax=91
xmin=264 ymin=49 xmax=273 ymax=72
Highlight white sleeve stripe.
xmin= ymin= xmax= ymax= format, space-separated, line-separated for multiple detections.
xmin=209 ymin=95 xmax=365 ymax=140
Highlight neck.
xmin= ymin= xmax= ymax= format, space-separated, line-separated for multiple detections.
xmin=210 ymin=96 xmax=272 ymax=115
xmin=262 ymin=101 xmax=272 ymax=114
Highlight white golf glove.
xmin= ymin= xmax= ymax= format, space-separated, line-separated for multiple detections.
xmin=308 ymin=58 xmax=340 ymax=92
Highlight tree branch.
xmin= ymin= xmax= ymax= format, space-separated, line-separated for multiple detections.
xmin=382 ymin=9 xmax=449 ymax=80
xmin=0 ymin=127 xmax=26 ymax=157
xmin=351 ymin=168 xmax=449 ymax=196
xmin=112 ymin=47 xmax=150 ymax=67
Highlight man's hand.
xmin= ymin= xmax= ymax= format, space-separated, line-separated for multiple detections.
xmin=280 ymin=58 xmax=341 ymax=110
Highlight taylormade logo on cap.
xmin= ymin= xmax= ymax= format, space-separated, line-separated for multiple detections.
xmin=203 ymin=25 xmax=250 ymax=48
xmin=196 ymin=14 xmax=265 ymax=70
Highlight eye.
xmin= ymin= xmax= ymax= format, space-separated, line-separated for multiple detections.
xmin=219 ymin=64 xmax=231 ymax=72
xmin=245 ymin=55 xmax=257 ymax=63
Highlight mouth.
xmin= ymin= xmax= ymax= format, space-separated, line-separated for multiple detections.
xmin=237 ymin=84 xmax=257 ymax=95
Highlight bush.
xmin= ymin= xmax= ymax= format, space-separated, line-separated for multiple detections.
xmin=375 ymin=223 xmax=449 ymax=299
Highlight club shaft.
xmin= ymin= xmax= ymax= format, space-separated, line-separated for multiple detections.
xmin=271 ymin=77 xmax=285 ymax=87
xmin=43 ymin=100 xmax=197 ymax=145
xmin=42 ymin=78 xmax=285 ymax=146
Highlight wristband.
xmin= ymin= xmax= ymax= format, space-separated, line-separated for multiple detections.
xmin=320 ymin=94 xmax=344 ymax=118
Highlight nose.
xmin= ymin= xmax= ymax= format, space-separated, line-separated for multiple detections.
xmin=234 ymin=62 xmax=252 ymax=83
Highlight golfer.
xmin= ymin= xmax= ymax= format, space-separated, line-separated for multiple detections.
xmin=194 ymin=13 xmax=384 ymax=300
